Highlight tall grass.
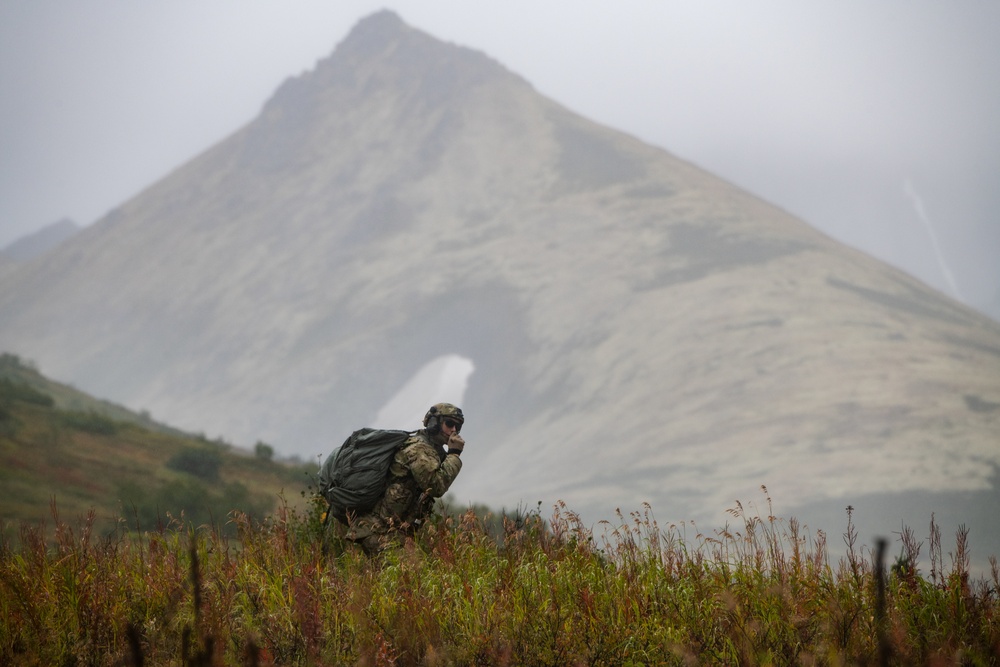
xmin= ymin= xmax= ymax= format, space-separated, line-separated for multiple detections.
xmin=1 ymin=488 xmax=997 ymax=665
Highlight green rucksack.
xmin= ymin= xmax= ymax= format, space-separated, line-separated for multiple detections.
xmin=318 ymin=428 xmax=414 ymax=522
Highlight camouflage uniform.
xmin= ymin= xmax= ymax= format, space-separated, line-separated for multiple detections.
xmin=345 ymin=429 xmax=462 ymax=555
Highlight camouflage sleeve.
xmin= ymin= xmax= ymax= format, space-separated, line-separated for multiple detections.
xmin=398 ymin=440 xmax=462 ymax=498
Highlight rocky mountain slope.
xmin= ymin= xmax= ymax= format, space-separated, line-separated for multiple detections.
xmin=0 ymin=218 xmax=80 ymax=262
xmin=1 ymin=11 xmax=997 ymax=562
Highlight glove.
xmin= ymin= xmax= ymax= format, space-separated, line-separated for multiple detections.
xmin=448 ymin=434 xmax=465 ymax=455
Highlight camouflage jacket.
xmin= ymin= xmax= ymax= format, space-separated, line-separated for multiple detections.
xmin=347 ymin=430 xmax=462 ymax=539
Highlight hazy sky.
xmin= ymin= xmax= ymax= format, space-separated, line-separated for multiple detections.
xmin=2 ymin=1 xmax=998 ymax=313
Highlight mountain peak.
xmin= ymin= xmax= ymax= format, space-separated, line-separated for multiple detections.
xmin=241 ymin=10 xmax=530 ymax=182
xmin=341 ymin=9 xmax=409 ymax=51
xmin=261 ymin=11 xmax=517 ymax=121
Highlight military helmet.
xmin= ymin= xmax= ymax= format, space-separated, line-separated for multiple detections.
xmin=424 ymin=403 xmax=464 ymax=432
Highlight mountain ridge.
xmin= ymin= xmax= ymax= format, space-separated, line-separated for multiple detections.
xmin=0 ymin=218 xmax=80 ymax=262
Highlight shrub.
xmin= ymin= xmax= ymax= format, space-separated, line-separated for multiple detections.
xmin=254 ymin=440 xmax=275 ymax=462
xmin=59 ymin=409 xmax=118 ymax=435
xmin=0 ymin=403 xmax=15 ymax=436
xmin=117 ymin=478 xmax=273 ymax=534
xmin=166 ymin=446 xmax=222 ymax=481
xmin=0 ymin=378 xmax=54 ymax=407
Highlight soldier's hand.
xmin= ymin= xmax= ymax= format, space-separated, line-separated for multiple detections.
xmin=448 ymin=434 xmax=465 ymax=454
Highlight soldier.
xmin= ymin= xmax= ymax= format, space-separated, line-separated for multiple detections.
xmin=345 ymin=403 xmax=466 ymax=555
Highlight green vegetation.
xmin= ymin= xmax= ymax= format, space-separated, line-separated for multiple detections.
xmin=0 ymin=493 xmax=996 ymax=665
xmin=0 ymin=376 xmax=55 ymax=407
xmin=0 ymin=354 xmax=314 ymax=542
xmin=255 ymin=440 xmax=276 ymax=462
xmin=0 ymin=353 xmax=188 ymax=437
xmin=166 ymin=446 xmax=223 ymax=481
xmin=58 ymin=409 xmax=120 ymax=436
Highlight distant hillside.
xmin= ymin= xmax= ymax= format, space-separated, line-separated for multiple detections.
xmin=0 ymin=354 xmax=312 ymax=538
xmin=0 ymin=352 xmax=188 ymax=437
xmin=983 ymin=288 xmax=1000 ymax=324
xmin=0 ymin=257 xmax=16 ymax=282
xmin=0 ymin=218 xmax=80 ymax=262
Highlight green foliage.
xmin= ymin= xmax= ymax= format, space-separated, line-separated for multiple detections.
xmin=1 ymin=491 xmax=996 ymax=666
xmin=0 ymin=351 xmax=189 ymax=437
xmin=0 ymin=407 xmax=14 ymax=437
xmin=254 ymin=440 xmax=275 ymax=462
xmin=0 ymin=352 xmax=35 ymax=374
xmin=0 ymin=377 xmax=54 ymax=407
xmin=117 ymin=479 xmax=272 ymax=534
xmin=166 ymin=446 xmax=222 ymax=481
xmin=0 ymin=376 xmax=54 ymax=436
xmin=58 ymin=409 xmax=119 ymax=435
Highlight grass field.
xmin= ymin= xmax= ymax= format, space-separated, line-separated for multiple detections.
xmin=1 ymin=490 xmax=996 ymax=665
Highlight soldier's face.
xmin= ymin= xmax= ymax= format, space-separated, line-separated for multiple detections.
xmin=440 ymin=419 xmax=458 ymax=438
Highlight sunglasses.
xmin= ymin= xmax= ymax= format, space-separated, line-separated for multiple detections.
xmin=442 ymin=418 xmax=462 ymax=432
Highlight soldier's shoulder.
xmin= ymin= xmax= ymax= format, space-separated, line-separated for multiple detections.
xmin=402 ymin=431 xmax=432 ymax=447
xmin=397 ymin=432 xmax=437 ymax=459
xmin=399 ymin=431 xmax=434 ymax=453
